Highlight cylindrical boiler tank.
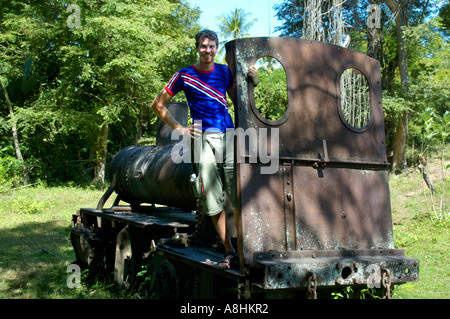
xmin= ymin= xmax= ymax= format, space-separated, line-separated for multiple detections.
xmin=109 ymin=144 xmax=196 ymax=210
xmin=108 ymin=102 xmax=196 ymax=211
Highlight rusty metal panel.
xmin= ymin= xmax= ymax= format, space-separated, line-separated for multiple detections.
xmin=225 ymin=37 xmax=388 ymax=164
xmin=254 ymin=249 xmax=419 ymax=289
xmin=283 ymin=162 xmax=296 ymax=251
xmin=237 ymin=163 xmax=394 ymax=266
xmin=293 ymin=166 xmax=394 ymax=251
xmin=238 ymin=163 xmax=286 ymax=265
xmin=226 ymin=37 xmax=395 ymax=269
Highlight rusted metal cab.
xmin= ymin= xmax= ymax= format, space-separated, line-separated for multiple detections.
xmin=225 ymin=37 xmax=418 ymax=296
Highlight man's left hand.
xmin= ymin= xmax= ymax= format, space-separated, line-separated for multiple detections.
xmin=247 ymin=65 xmax=259 ymax=86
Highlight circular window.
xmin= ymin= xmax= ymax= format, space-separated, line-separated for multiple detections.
xmin=339 ymin=68 xmax=371 ymax=130
xmin=252 ymin=56 xmax=289 ymax=123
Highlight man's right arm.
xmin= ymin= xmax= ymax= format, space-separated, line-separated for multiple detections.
xmin=151 ymin=89 xmax=180 ymax=130
xmin=150 ymin=88 xmax=201 ymax=138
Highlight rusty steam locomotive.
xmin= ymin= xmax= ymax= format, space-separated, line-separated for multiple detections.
xmin=70 ymin=37 xmax=419 ymax=298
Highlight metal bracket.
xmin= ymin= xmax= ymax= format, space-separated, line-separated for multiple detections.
xmin=313 ymin=139 xmax=330 ymax=169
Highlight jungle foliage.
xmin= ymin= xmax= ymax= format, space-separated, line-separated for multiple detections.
xmin=0 ymin=0 xmax=449 ymax=191
xmin=0 ymin=0 xmax=200 ymax=189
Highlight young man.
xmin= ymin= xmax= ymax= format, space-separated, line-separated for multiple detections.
xmin=151 ymin=30 xmax=258 ymax=269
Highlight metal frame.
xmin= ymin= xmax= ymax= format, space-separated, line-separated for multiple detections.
xmin=225 ymin=37 xmax=418 ymax=289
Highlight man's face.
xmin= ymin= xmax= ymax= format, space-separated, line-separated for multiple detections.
xmin=196 ymin=36 xmax=218 ymax=65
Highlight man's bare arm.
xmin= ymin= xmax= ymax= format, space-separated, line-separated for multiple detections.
xmin=150 ymin=89 xmax=201 ymax=138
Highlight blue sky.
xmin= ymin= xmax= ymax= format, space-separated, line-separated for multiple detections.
xmin=187 ymin=0 xmax=284 ymax=37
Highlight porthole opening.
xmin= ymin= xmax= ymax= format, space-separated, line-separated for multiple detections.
xmin=253 ymin=56 xmax=288 ymax=122
xmin=341 ymin=266 xmax=352 ymax=279
xmin=340 ymin=68 xmax=371 ymax=129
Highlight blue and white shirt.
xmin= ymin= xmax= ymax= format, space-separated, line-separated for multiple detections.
xmin=165 ymin=63 xmax=234 ymax=132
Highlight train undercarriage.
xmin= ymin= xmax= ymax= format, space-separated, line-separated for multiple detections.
xmin=71 ymin=204 xmax=418 ymax=299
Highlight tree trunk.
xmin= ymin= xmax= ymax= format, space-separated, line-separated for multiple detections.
xmin=367 ymin=1 xmax=382 ymax=60
xmin=91 ymin=122 xmax=109 ymax=186
xmin=391 ymin=110 xmax=409 ymax=170
xmin=0 ymin=76 xmax=29 ymax=184
xmin=384 ymin=0 xmax=410 ymax=170
xmin=367 ymin=27 xmax=382 ymax=60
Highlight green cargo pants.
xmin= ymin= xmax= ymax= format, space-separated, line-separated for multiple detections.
xmin=190 ymin=130 xmax=236 ymax=216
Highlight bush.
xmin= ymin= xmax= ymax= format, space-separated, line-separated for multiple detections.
xmin=0 ymin=155 xmax=24 ymax=191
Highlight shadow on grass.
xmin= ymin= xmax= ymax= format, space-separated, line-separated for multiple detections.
xmin=0 ymin=220 xmax=77 ymax=298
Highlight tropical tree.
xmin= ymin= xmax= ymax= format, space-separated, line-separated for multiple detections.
xmin=0 ymin=0 xmax=200 ymax=186
xmin=55 ymin=0 xmax=200 ymax=184
xmin=257 ymin=56 xmax=280 ymax=73
xmin=253 ymin=66 xmax=289 ymax=121
xmin=0 ymin=57 xmax=43 ymax=184
xmin=216 ymin=8 xmax=257 ymax=61
xmin=439 ymin=0 xmax=450 ymax=36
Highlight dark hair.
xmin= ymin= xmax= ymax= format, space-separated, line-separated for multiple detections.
xmin=195 ymin=29 xmax=219 ymax=48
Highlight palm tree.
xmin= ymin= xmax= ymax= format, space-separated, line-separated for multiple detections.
xmin=216 ymin=8 xmax=257 ymax=61
xmin=257 ymin=56 xmax=280 ymax=73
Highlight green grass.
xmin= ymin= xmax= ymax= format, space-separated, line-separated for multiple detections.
xmin=389 ymin=161 xmax=449 ymax=299
xmin=0 ymin=158 xmax=448 ymax=299
xmin=0 ymin=184 xmax=122 ymax=299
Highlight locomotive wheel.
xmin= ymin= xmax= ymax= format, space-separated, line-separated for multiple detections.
xmin=146 ymin=253 xmax=179 ymax=299
xmin=114 ymin=225 xmax=135 ymax=289
xmin=71 ymin=227 xmax=106 ymax=273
